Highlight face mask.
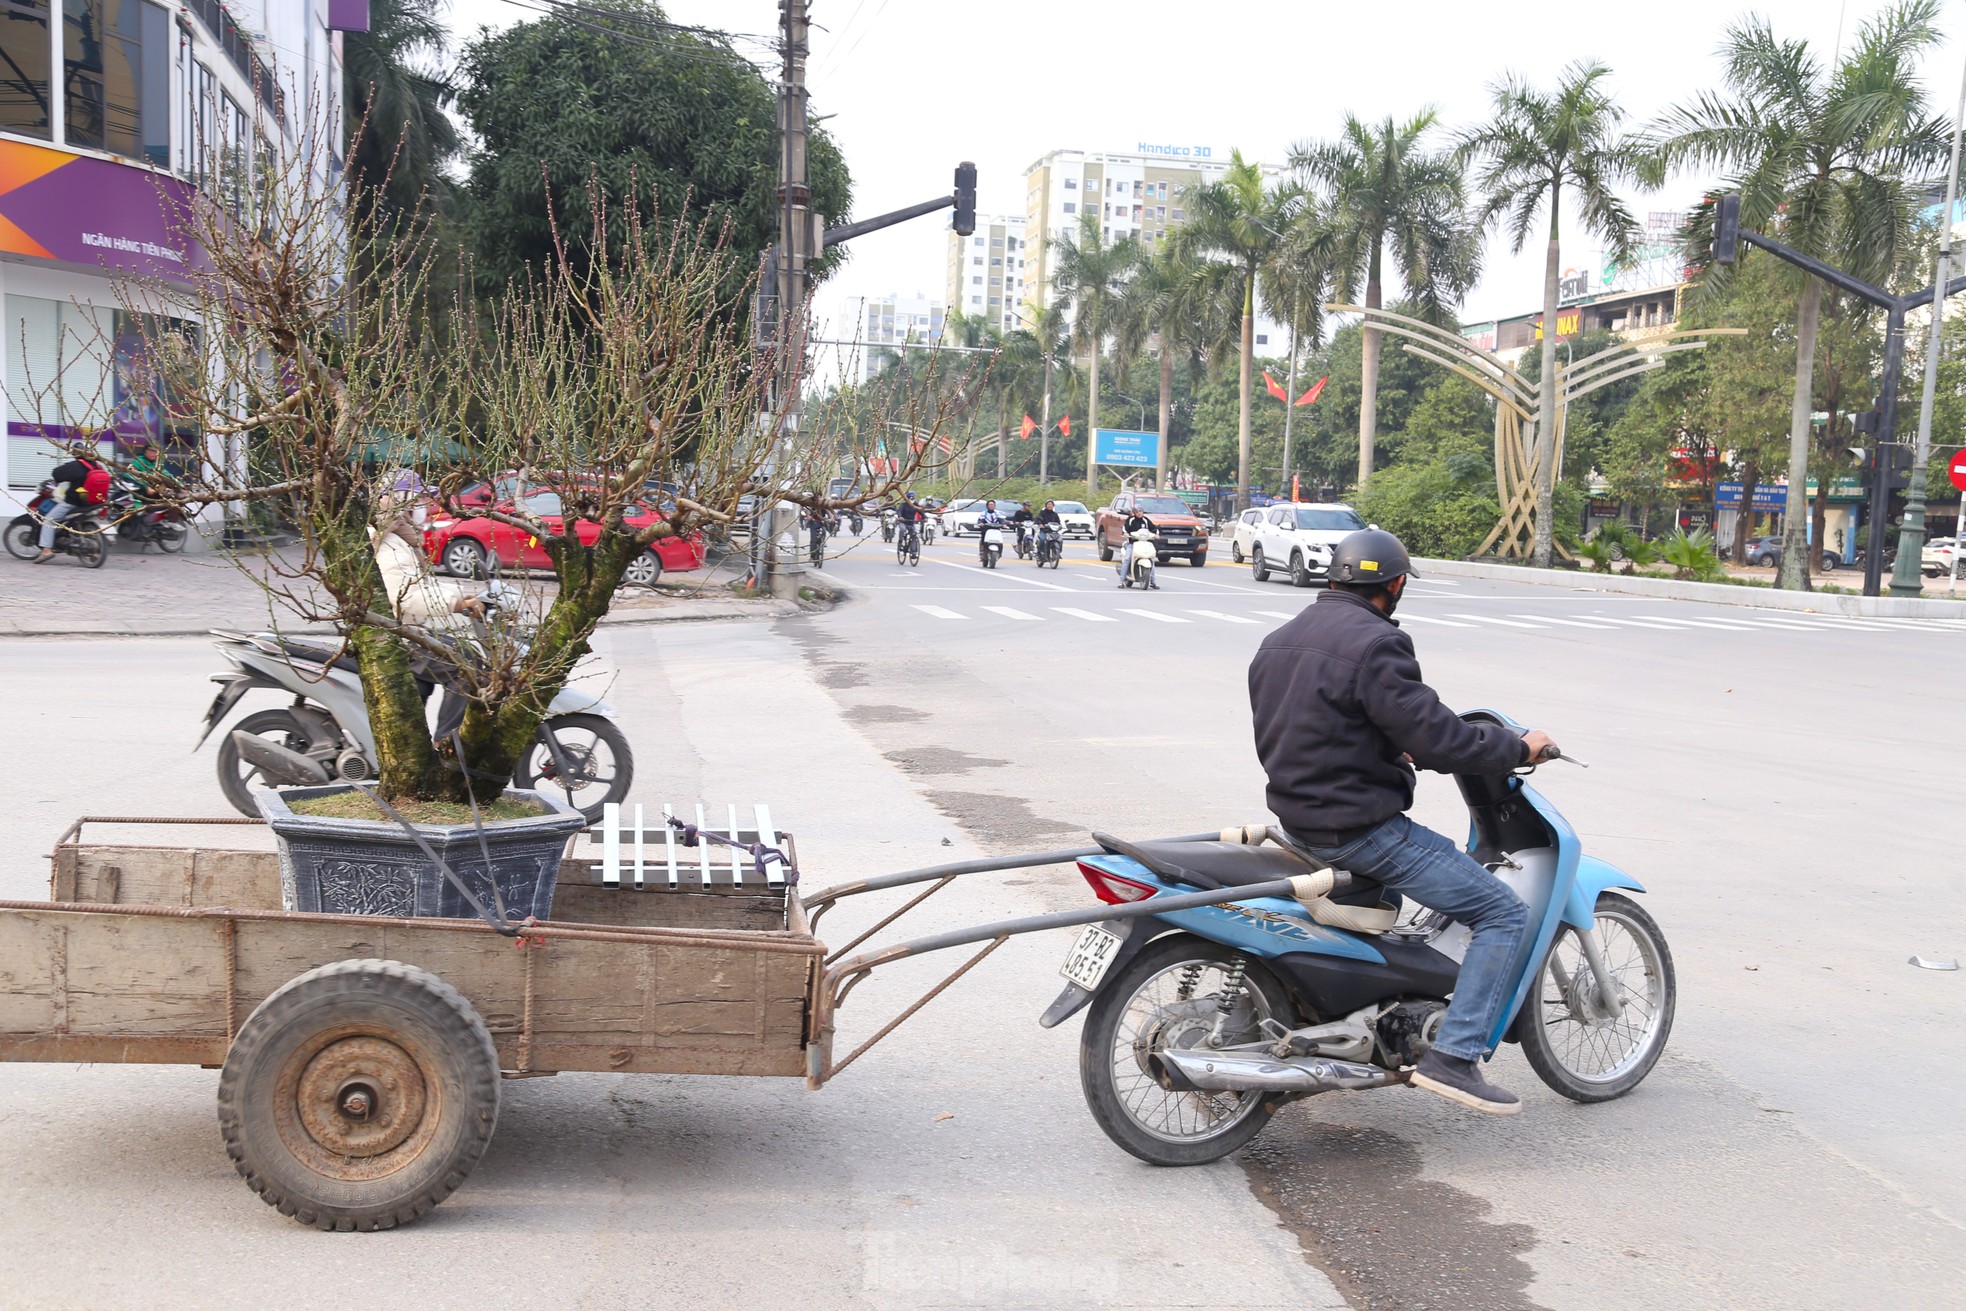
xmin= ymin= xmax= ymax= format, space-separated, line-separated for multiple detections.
xmin=411 ymin=505 xmax=428 ymax=529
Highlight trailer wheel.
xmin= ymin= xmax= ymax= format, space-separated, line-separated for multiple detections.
xmin=218 ymin=958 xmax=500 ymax=1231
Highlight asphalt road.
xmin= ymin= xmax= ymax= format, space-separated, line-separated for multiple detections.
xmin=799 ymin=525 xmax=1966 ymax=1311
xmin=0 ymin=526 xmax=1959 ymax=1310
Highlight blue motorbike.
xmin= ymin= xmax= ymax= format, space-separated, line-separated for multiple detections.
xmin=1043 ymin=710 xmax=1676 ymax=1166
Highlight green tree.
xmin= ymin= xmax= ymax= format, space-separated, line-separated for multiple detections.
xmin=1048 ymin=212 xmax=1142 ymax=498
xmin=1460 ymin=61 xmax=1646 ymax=566
xmin=457 ymin=1 xmax=851 ymax=290
xmin=1177 ymin=151 xmax=1305 ymax=509
xmin=1647 ymin=0 xmax=1945 ymax=587
xmin=1292 ymin=110 xmax=1473 ymax=487
xmin=345 ymin=0 xmax=462 ymax=224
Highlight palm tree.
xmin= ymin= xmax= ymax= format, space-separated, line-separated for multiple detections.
xmin=1049 ymin=213 xmax=1143 ymax=496
xmin=1260 ymin=205 xmax=1338 ymax=489
xmin=345 ymin=0 xmax=462 ymax=222
xmin=1114 ymin=243 xmax=1215 ymax=486
xmin=1647 ymin=1 xmax=1946 ymax=589
xmin=1460 ymin=63 xmax=1646 ymax=566
xmin=1292 ymin=110 xmax=1473 ymax=488
xmin=1177 ymin=151 xmax=1304 ymax=508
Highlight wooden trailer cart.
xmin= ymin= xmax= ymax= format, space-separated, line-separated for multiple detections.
xmin=0 ymin=815 xmax=1284 ymax=1231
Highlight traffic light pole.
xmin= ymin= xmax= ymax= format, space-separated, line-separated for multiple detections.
xmin=1712 ymin=193 xmax=1966 ymax=595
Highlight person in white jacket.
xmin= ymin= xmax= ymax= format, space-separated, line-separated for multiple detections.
xmin=370 ymin=500 xmax=484 ymax=634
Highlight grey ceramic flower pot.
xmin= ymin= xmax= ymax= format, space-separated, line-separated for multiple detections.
xmin=256 ymin=785 xmax=586 ymax=921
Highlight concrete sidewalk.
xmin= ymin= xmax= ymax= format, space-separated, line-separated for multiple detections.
xmin=0 ymin=544 xmax=810 ymax=637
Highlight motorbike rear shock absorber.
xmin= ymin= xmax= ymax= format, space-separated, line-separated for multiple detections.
xmin=1175 ymin=962 xmax=1204 ymax=1002
xmin=1207 ymin=956 xmax=1250 ymax=1048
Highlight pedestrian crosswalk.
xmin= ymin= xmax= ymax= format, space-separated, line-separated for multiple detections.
xmin=906 ymin=602 xmax=1966 ymax=636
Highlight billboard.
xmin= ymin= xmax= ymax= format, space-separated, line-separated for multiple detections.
xmin=0 ymin=139 xmax=200 ymax=280
xmin=1092 ymin=428 xmax=1160 ymax=468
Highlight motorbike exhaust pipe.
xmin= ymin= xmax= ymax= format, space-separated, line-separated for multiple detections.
xmin=229 ymin=731 xmax=331 ymax=786
xmin=1152 ymin=1048 xmax=1402 ymax=1095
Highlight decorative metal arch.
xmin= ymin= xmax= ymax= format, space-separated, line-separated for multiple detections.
xmin=1329 ymin=305 xmax=1744 ymax=559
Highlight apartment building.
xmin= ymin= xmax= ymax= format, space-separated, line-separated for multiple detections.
xmin=944 ymin=214 xmax=1026 ymax=332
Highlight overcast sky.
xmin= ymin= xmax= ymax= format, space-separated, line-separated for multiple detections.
xmin=443 ymin=0 xmax=1957 ymax=337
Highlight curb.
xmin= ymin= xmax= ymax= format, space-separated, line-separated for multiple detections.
xmin=1417 ymin=556 xmax=1966 ymax=618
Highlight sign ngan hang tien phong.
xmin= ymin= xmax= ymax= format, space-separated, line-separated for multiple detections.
xmin=1093 ymin=428 xmax=1161 ymax=467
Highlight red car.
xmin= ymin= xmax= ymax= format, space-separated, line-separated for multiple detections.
xmin=425 ymin=485 xmax=704 ymax=586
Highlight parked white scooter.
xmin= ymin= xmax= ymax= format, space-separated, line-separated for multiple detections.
xmin=979 ymin=523 xmax=1007 ymax=569
xmin=196 ymin=600 xmax=633 ymax=821
xmin=1118 ymin=526 xmax=1159 ymax=589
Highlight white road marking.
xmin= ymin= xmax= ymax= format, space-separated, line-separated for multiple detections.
xmin=1256 ymin=610 xmax=1300 ymax=620
xmin=1400 ymin=614 xmax=1479 ymax=627
xmin=1190 ymin=609 xmax=1261 ymax=624
xmin=1628 ymin=614 xmax=1764 ymax=632
xmin=981 ymin=605 xmax=1042 ymax=621
xmin=912 ymin=605 xmax=966 ymax=620
xmin=1511 ymin=614 xmax=1617 ymax=630
xmin=1052 ymin=607 xmax=1117 ymax=622
xmin=931 ymin=559 xmax=1080 ymax=592
xmin=1585 ymin=615 xmax=1704 ymax=631
xmin=1119 ymin=608 xmax=1190 ymax=623
xmin=1448 ymin=613 xmax=1547 ymax=628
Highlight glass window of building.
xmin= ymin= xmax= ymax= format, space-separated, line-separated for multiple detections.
xmin=64 ymin=0 xmax=144 ymax=157
xmin=0 ymin=0 xmax=52 ymax=139
xmin=137 ymin=0 xmax=164 ymax=163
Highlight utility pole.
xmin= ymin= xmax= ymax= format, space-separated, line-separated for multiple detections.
xmin=1280 ymin=292 xmax=1300 ymax=497
xmin=1038 ymin=348 xmax=1053 ymax=485
xmin=1891 ymin=53 xmax=1966 ymax=597
xmin=764 ymin=0 xmax=812 ymax=597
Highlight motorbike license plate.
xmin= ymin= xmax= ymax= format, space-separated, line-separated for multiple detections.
xmin=1060 ymin=924 xmax=1124 ymax=991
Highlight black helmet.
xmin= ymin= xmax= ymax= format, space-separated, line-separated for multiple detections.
xmin=1327 ymin=528 xmax=1418 ymax=585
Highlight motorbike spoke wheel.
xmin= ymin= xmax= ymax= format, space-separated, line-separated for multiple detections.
xmin=4 ymin=518 xmax=39 ymax=560
xmin=515 ymin=712 xmax=633 ymax=823
xmin=1079 ymin=936 xmax=1290 ymax=1166
xmin=215 ymin=709 xmax=320 ymax=818
xmin=1518 ymin=892 xmax=1675 ymax=1102
xmin=156 ymin=520 xmax=189 ymax=553
xmin=73 ymin=530 xmax=109 ymax=568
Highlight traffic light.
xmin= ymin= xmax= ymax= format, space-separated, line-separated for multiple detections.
xmin=1713 ymin=193 xmax=1741 ymax=267
xmin=952 ymin=161 xmax=977 ymax=237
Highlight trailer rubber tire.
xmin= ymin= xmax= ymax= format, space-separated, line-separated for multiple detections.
xmin=219 ymin=958 xmax=500 ymax=1231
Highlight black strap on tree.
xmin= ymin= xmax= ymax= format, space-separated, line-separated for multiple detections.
xmin=666 ymin=815 xmax=799 ymax=886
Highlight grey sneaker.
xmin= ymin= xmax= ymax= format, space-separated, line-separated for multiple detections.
xmin=1411 ymin=1051 xmax=1522 ymax=1116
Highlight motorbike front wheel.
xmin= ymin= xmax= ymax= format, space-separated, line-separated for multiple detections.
xmin=1079 ymin=935 xmax=1292 ymax=1166
xmin=4 ymin=516 xmax=38 ymax=560
xmin=216 ymin=709 xmax=319 ymax=817
xmin=72 ymin=530 xmax=108 ymax=568
xmin=516 ymin=712 xmax=633 ymax=824
xmin=155 ymin=519 xmax=189 ymax=553
xmin=1517 ymin=892 xmax=1675 ymax=1102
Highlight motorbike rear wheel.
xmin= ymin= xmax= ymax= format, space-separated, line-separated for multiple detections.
xmin=1079 ymin=935 xmax=1291 ymax=1166
xmin=4 ymin=517 xmax=38 ymax=560
xmin=72 ymin=529 xmax=108 ymax=568
xmin=1518 ymin=892 xmax=1675 ymax=1102
xmin=155 ymin=519 xmax=189 ymax=553
xmin=216 ymin=709 xmax=320 ymax=817
xmin=515 ymin=712 xmax=633 ymax=824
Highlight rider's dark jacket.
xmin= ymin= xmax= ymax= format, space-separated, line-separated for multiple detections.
xmin=1248 ymin=589 xmax=1528 ymax=842
xmin=1035 ymin=508 xmax=1061 ymax=526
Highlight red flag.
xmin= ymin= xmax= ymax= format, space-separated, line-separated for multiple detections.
xmin=1058 ymin=414 xmax=1072 ymax=438
xmin=1019 ymin=414 xmax=1036 ymax=440
xmin=1295 ymin=375 xmax=1329 ymax=407
xmin=1263 ymin=370 xmax=1289 ymax=403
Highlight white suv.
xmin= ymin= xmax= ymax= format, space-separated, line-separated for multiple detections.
xmin=1249 ymin=502 xmax=1367 ymax=586
xmin=1050 ymin=500 xmax=1096 ymax=539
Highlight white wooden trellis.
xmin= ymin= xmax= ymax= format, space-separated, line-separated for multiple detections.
xmin=590 ymin=802 xmax=784 ymax=888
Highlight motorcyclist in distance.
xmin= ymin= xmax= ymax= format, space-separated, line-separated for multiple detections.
xmin=974 ymin=499 xmax=1007 ymax=564
xmin=1247 ymin=528 xmax=1558 ymax=1116
xmin=1009 ymin=500 xmax=1036 ymax=555
xmin=1121 ymin=504 xmax=1158 ymax=590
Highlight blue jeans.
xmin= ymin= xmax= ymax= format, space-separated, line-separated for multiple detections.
xmin=38 ymin=499 xmax=75 ymax=550
xmin=1295 ymin=814 xmax=1529 ymax=1062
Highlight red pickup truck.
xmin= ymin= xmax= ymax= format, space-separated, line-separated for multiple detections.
xmin=1095 ymin=491 xmax=1209 ymax=567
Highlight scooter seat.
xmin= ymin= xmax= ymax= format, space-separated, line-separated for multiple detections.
xmin=1091 ymin=833 xmax=1385 ymax=907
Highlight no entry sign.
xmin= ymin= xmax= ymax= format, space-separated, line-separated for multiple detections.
xmin=1950 ymin=448 xmax=1966 ymax=493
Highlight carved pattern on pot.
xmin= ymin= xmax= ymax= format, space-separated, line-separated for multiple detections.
xmin=315 ymin=859 xmax=417 ymax=917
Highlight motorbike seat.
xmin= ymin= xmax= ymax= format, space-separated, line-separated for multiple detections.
xmin=1091 ymin=832 xmax=1385 ymax=906
xmin=277 ymin=638 xmax=360 ymax=674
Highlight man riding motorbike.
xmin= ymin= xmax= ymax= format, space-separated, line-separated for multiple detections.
xmin=32 ymin=446 xmax=110 ymax=563
xmin=1008 ymin=501 xmax=1036 ymax=557
xmin=1247 ymin=528 xmax=1558 ymax=1116
xmin=974 ymin=499 xmax=1007 ymax=565
xmin=1120 ymin=504 xmax=1158 ymax=589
